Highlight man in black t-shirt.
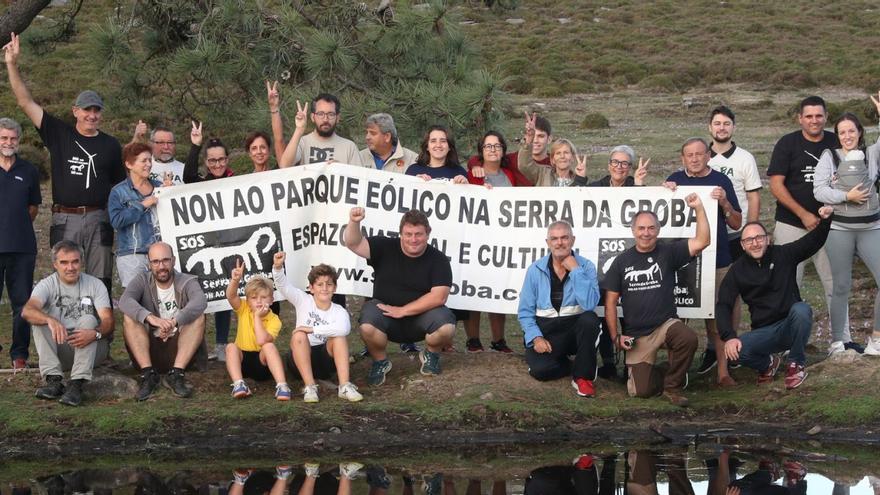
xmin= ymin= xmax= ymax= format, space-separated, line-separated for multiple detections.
xmin=602 ymin=193 xmax=710 ymax=407
xmin=344 ymin=207 xmax=456 ymax=386
xmin=767 ymin=95 xmax=858 ymax=353
xmin=5 ymin=33 xmax=124 ymax=296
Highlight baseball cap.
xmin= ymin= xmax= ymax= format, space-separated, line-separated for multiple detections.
xmin=74 ymin=90 xmax=104 ymax=110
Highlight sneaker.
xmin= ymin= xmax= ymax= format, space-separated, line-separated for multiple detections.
xmin=663 ymin=389 xmax=689 ymax=407
xmin=368 ymin=359 xmax=392 ymax=386
xmin=302 ymin=383 xmax=319 ymax=403
xmin=828 ymin=340 xmax=845 ymax=355
xmin=784 ymin=362 xmax=807 ymax=389
xmin=597 ymin=363 xmax=618 ymax=380
xmin=339 ymin=462 xmax=364 ymax=480
xmin=399 ymin=342 xmax=420 ymax=353
xmin=466 ymin=338 xmax=484 ymax=353
xmin=35 ymin=375 xmax=65 ymax=400
xmin=572 ymin=454 xmax=595 ymax=470
xmin=783 ymin=461 xmax=807 ymax=485
xmin=419 ymin=350 xmax=441 ymax=376
xmin=137 ymin=369 xmax=161 ymax=401
xmin=232 ymin=469 xmax=253 ymax=485
xmin=210 ymin=343 xmax=227 ymax=362
xmin=756 ymin=354 xmax=781 ymax=384
xmin=571 ymin=377 xmax=595 ymax=398
xmin=697 ymin=349 xmax=717 ymax=374
xmin=58 ymin=378 xmax=85 ymax=406
xmin=844 ymin=341 xmax=865 ymax=354
xmin=275 ymin=383 xmax=292 ymax=401
xmin=231 ymin=380 xmax=252 ymax=399
xmin=338 ymin=382 xmax=363 ymax=402
xmin=12 ymin=358 xmax=28 ymax=372
xmin=490 ymin=339 xmax=514 ymax=353
xmin=865 ymin=336 xmax=880 ymax=356
xmin=304 ymin=463 xmax=320 ymax=478
xmin=275 ymin=465 xmax=293 ymax=480
xmin=358 ymin=347 xmax=370 ymax=358
xmin=163 ymin=369 xmax=193 ymax=398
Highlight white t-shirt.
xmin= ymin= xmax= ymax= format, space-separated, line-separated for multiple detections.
xmin=296 ymin=132 xmax=364 ymax=167
xmin=708 ymin=143 xmax=762 ymax=236
xmin=156 ymin=284 xmax=180 ymax=320
xmin=149 ymin=158 xmax=185 ymax=185
xmin=272 ymin=268 xmax=351 ymax=346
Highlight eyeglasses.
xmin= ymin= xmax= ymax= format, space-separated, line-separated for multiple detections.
xmin=151 ymin=140 xmax=175 ymax=146
xmin=609 ymin=159 xmax=631 ymax=168
xmin=313 ymin=111 xmax=337 ymax=119
xmin=149 ymin=257 xmax=174 ymax=267
xmin=482 ymin=144 xmax=503 ymax=151
xmin=740 ymin=234 xmax=768 ymax=246
xmin=206 ymin=157 xmax=228 ymax=165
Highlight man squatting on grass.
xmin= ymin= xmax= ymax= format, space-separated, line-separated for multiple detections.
xmin=718 ymin=207 xmax=834 ymax=390
xmin=518 ymin=221 xmax=602 ymax=398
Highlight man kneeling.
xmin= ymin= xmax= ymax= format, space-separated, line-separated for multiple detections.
xmin=718 ymin=206 xmax=833 ymax=390
xmin=119 ymin=242 xmax=207 ymax=400
xmin=344 ymin=207 xmax=456 ymax=385
xmin=518 ymin=221 xmax=602 ymax=397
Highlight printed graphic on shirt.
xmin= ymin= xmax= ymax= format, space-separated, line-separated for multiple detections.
xmin=309 ymin=147 xmax=334 ymax=163
xmin=53 ymin=295 xmax=97 ymax=327
xmin=801 ymin=150 xmax=821 ymax=183
xmin=71 ymin=141 xmax=99 ymax=189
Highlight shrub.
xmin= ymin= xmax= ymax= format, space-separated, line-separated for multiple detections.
xmin=505 ymin=75 xmax=534 ymax=95
xmin=580 ymin=113 xmax=610 ymax=129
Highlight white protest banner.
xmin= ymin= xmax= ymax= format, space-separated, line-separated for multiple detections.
xmin=155 ymin=163 xmax=718 ymax=317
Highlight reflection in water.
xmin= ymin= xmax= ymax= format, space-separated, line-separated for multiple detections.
xmin=6 ymin=450 xmax=880 ymax=495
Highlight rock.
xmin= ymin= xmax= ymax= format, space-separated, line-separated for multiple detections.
xmin=480 ymin=392 xmax=494 ymax=400
xmin=807 ymin=426 xmax=822 ymax=435
xmin=460 ymin=20 xmax=478 ymax=26
xmin=826 ymin=350 xmax=860 ymax=363
xmin=312 ymin=438 xmax=324 ymax=448
xmin=83 ymin=369 xmax=139 ymax=400
xmin=329 ymin=427 xmax=342 ymax=434
xmin=593 ymin=17 xmax=601 ymax=23
xmin=506 ymin=18 xmax=525 ymax=25
xmin=557 ymin=18 xmax=572 ymax=24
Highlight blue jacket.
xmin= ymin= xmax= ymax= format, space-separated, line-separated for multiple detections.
xmin=517 ymin=253 xmax=600 ymax=347
xmin=108 ymin=176 xmax=161 ymax=255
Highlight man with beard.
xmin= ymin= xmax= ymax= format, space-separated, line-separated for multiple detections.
xmin=358 ymin=113 xmax=418 ymax=173
xmin=0 ymin=117 xmax=41 ymax=371
xmin=279 ymin=93 xmax=364 ymax=167
xmin=119 ymin=242 xmax=207 ymax=400
xmin=131 ymin=123 xmax=186 ymax=185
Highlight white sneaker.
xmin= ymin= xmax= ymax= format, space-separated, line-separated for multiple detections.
xmin=214 ymin=344 xmax=227 ymax=362
xmin=304 ymin=463 xmax=320 ymax=478
xmin=338 ymin=382 xmax=363 ymax=402
xmin=302 ymin=384 xmax=319 ymax=403
xmin=339 ymin=462 xmax=364 ymax=480
xmin=828 ymin=340 xmax=845 ymax=355
xmin=864 ymin=336 xmax=880 ymax=356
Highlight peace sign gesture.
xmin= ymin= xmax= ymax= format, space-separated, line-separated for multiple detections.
xmin=523 ymin=111 xmax=537 ymax=144
xmin=294 ymin=100 xmax=309 ymax=130
xmin=266 ymin=80 xmax=280 ymax=113
xmin=575 ymin=154 xmax=588 ymax=178
xmin=190 ymin=120 xmax=203 ymax=146
xmin=230 ymin=258 xmax=244 ymax=282
xmin=870 ymin=90 xmax=880 ymax=116
xmin=634 ymin=157 xmax=650 ymax=186
xmin=3 ymin=32 xmax=20 ymax=65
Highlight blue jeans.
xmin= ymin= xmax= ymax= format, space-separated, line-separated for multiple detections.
xmin=0 ymin=253 xmax=36 ymax=360
xmin=739 ymin=302 xmax=812 ymax=370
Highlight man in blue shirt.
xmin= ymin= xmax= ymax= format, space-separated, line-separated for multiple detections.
xmin=358 ymin=113 xmax=418 ymax=174
xmin=665 ymin=137 xmax=742 ymax=387
xmin=0 ymin=117 xmax=41 ymax=370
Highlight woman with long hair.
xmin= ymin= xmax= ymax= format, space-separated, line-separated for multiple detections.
xmin=405 ymin=125 xmax=468 ymax=183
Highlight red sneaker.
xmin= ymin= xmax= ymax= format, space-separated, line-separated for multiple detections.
xmin=572 ymin=454 xmax=595 ymax=470
xmin=756 ymin=354 xmax=781 ymax=384
xmin=784 ymin=362 xmax=807 ymax=389
xmin=571 ymin=377 xmax=595 ymax=398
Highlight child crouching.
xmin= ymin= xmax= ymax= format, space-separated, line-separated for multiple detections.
xmin=225 ymin=259 xmax=291 ymax=401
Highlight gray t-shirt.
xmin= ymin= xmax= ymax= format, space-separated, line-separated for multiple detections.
xmin=31 ymin=273 xmax=110 ymax=329
xmin=484 ymin=170 xmax=512 ymax=187
xmin=296 ymin=132 xmax=364 ymax=166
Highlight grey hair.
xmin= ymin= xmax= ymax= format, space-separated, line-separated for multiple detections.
xmin=609 ymin=145 xmax=635 ymax=164
xmin=149 ymin=126 xmax=175 ymax=142
xmin=680 ymin=137 xmax=710 ymax=155
xmin=547 ymin=220 xmax=573 ymax=237
xmin=365 ymin=113 xmax=398 ymax=145
xmin=51 ymin=240 xmax=84 ymax=263
xmin=0 ymin=117 xmax=22 ymax=138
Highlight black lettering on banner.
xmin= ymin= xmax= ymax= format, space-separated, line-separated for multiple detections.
xmin=231 ymin=186 xmax=264 ymax=217
xmin=290 ymin=222 xmax=344 ymax=251
xmin=449 ymin=279 xmax=516 ymax=301
xmin=459 ymin=197 xmax=490 ymax=225
xmin=497 ymin=200 xmax=572 ymax=228
xmin=270 ymin=175 xmax=361 ymax=210
xmin=459 ymin=242 xmax=471 ymax=263
xmin=620 ymin=199 xmax=696 ymax=227
xmin=171 ymin=192 xmax=224 ymax=226
xmin=674 ymin=254 xmax=702 ymax=307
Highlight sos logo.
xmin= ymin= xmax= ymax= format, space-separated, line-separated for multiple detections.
xmin=597 ymin=237 xmax=634 ymax=280
xmin=600 ymin=239 xmax=629 ymax=252
xmin=177 ymin=235 xmax=206 ymax=250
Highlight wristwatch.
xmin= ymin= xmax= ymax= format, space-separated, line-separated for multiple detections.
xmin=94 ymin=330 xmax=102 ymax=340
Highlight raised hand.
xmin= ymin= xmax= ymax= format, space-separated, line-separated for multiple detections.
xmin=295 ymin=100 xmax=308 ymax=130
xmin=349 ymin=207 xmax=365 ymax=223
xmin=133 ymin=120 xmax=148 ymax=142
xmin=162 ymin=172 xmax=174 ymax=187
xmin=190 ymin=120 xmax=203 ymax=146
xmin=685 ymin=192 xmax=702 ymax=208
xmin=634 ymin=157 xmax=650 ymax=185
xmin=273 ymin=251 xmax=286 ymax=270
xmin=3 ymin=33 xmax=20 ymax=65
xmin=870 ymin=90 xmax=880 ymax=116
xmin=575 ymin=154 xmax=587 ymax=177
xmin=266 ymin=80 xmax=280 ymax=112
xmin=230 ymin=258 xmax=244 ymax=282
xmin=523 ymin=111 xmax=536 ymax=144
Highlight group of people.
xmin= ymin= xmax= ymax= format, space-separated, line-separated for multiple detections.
xmin=4 ymin=30 xmax=880 ymax=408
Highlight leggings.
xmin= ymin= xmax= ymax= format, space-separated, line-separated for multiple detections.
xmin=826 ymin=228 xmax=880 ymax=342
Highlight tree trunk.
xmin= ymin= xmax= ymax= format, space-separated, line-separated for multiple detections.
xmin=0 ymin=0 xmax=52 ymax=44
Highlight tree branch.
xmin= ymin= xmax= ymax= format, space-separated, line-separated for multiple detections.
xmin=0 ymin=0 xmax=52 ymax=43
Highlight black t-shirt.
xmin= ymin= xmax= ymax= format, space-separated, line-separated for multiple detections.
xmin=601 ymin=239 xmax=693 ymax=337
xmin=37 ymin=113 xmax=124 ymax=207
xmin=767 ymin=130 xmax=837 ymax=228
xmin=367 ymin=236 xmax=452 ymax=306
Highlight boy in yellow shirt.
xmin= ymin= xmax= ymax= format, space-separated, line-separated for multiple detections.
xmin=225 ymin=259 xmax=290 ymax=400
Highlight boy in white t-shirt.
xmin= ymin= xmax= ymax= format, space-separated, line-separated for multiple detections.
xmin=272 ymin=252 xmax=362 ymax=403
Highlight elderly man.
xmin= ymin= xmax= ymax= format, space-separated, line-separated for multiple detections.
xmin=359 ymin=113 xmax=418 ymax=173
xmin=5 ymin=33 xmax=124 ymax=298
xmin=665 ymin=137 xmax=742 ymax=387
xmin=718 ymin=207 xmax=834 ymax=390
xmin=344 ymin=207 xmax=457 ymax=385
xmin=279 ymin=93 xmax=364 ymax=167
xmin=602 ymin=193 xmax=710 ymax=406
xmin=131 ymin=123 xmax=185 ymax=185
xmin=0 ymin=117 xmax=41 ymax=370
xmin=119 ymin=242 xmax=207 ymax=401
xmin=22 ymin=241 xmax=113 ymax=406
xmin=518 ymin=221 xmax=602 ymax=397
